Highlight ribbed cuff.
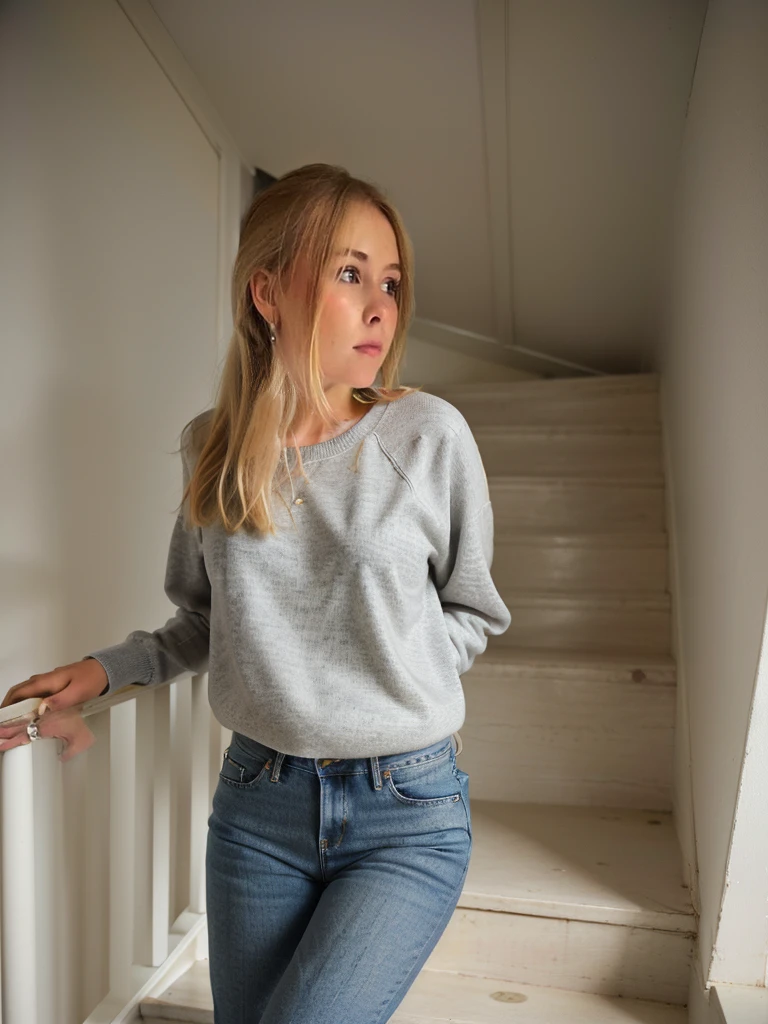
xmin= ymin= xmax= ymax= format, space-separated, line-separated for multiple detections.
xmin=82 ymin=639 xmax=153 ymax=696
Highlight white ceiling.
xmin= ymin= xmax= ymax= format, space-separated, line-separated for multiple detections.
xmin=148 ymin=0 xmax=707 ymax=375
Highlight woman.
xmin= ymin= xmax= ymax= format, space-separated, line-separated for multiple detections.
xmin=0 ymin=163 xmax=511 ymax=1022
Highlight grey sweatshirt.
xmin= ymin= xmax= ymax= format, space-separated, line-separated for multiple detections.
xmin=84 ymin=390 xmax=511 ymax=757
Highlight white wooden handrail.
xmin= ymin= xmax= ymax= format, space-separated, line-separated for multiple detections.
xmin=0 ymin=672 xmax=228 ymax=1024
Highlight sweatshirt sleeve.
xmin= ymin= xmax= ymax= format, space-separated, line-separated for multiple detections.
xmin=428 ymin=419 xmax=512 ymax=676
xmin=82 ymin=426 xmax=211 ymax=696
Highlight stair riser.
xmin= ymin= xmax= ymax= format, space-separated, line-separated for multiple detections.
xmin=444 ymin=393 xmax=660 ymax=428
xmin=433 ymin=373 xmax=659 ymax=399
xmin=141 ymin=959 xmax=689 ymax=1024
xmin=425 ymin=907 xmax=692 ymax=1004
xmin=491 ymin=481 xmax=667 ymax=533
xmin=493 ymin=541 xmax=669 ymax=593
xmin=461 ymin=677 xmax=674 ymax=809
xmin=475 ymin=433 xmax=663 ymax=479
xmin=494 ymin=603 xmax=671 ymax=654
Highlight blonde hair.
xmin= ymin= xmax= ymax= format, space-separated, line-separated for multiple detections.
xmin=179 ymin=163 xmax=422 ymax=536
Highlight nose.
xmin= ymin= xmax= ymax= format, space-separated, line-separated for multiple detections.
xmin=365 ymin=299 xmax=390 ymax=327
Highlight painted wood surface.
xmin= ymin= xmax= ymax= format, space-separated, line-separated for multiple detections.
xmin=142 ymin=958 xmax=688 ymax=1023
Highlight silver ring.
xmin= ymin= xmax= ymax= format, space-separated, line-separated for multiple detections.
xmin=26 ymin=722 xmax=41 ymax=742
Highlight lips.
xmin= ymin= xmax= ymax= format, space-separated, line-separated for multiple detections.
xmin=354 ymin=343 xmax=382 ymax=355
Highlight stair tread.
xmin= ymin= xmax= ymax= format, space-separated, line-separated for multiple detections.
xmin=394 ymin=969 xmax=687 ymax=1022
xmin=489 ymin=473 xmax=664 ymax=485
xmin=475 ymin=646 xmax=676 ymax=671
xmin=460 ymin=802 xmax=693 ymax=931
xmin=430 ymin=372 xmax=660 ymax=396
xmin=143 ymin=960 xmax=686 ymax=1023
xmin=473 ymin=424 xmax=662 ymax=436
xmin=712 ymin=982 xmax=768 ymax=1024
xmin=493 ymin=472 xmax=666 ymax=483
xmin=496 ymin=531 xmax=669 ymax=546
xmin=501 ymin=590 xmax=671 ymax=609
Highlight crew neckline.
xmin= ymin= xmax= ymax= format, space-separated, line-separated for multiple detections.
xmin=281 ymin=395 xmax=395 ymax=462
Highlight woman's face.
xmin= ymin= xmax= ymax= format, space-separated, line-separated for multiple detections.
xmin=273 ymin=202 xmax=402 ymax=392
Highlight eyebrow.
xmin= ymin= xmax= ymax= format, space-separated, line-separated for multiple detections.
xmin=335 ymin=248 xmax=401 ymax=272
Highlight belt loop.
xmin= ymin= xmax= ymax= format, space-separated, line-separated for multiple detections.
xmin=270 ymin=751 xmax=285 ymax=782
xmin=451 ymin=731 xmax=463 ymax=756
xmin=370 ymin=755 xmax=382 ymax=790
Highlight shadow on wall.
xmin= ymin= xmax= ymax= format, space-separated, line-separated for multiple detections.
xmin=401 ymin=335 xmax=538 ymax=389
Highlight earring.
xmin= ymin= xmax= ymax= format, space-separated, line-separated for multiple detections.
xmin=268 ymin=322 xmax=276 ymax=344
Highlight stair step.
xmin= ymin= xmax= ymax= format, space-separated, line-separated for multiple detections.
xmin=392 ymin=970 xmax=687 ymax=1022
xmin=428 ymin=374 xmax=660 ymax=428
xmin=493 ymin=591 xmax=671 ymax=654
xmin=142 ymin=961 xmax=211 ymax=1021
xmin=460 ymin=802 xmax=692 ymax=929
xmin=427 ymin=802 xmax=694 ymax=1004
xmin=711 ymin=982 xmax=768 ymax=1024
xmin=490 ymin=476 xmax=666 ymax=533
xmin=140 ymin=803 xmax=692 ymax=1015
xmin=493 ymin=532 xmax=669 ymax=593
xmin=462 ymin=648 xmax=675 ymax=808
xmin=472 ymin=645 xmax=676 ymax=685
xmin=141 ymin=959 xmax=687 ymax=1023
xmin=473 ymin=425 xmax=664 ymax=479
xmin=432 ymin=372 xmax=660 ymax=398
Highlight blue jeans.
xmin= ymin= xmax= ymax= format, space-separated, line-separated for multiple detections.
xmin=205 ymin=732 xmax=472 ymax=1024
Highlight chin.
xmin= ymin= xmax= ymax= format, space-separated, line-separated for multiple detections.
xmin=348 ymin=371 xmax=380 ymax=388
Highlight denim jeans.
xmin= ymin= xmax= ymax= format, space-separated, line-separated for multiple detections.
xmin=205 ymin=731 xmax=472 ymax=1024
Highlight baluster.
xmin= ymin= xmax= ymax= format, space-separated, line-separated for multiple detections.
xmin=189 ymin=674 xmax=209 ymax=915
xmin=134 ymin=692 xmax=154 ymax=966
xmin=151 ymin=686 xmax=171 ymax=965
xmin=169 ymin=682 xmax=191 ymax=927
xmin=82 ymin=712 xmax=110 ymax=1014
xmin=1 ymin=739 xmax=64 ymax=1024
xmin=1 ymin=744 xmax=38 ymax=1024
xmin=109 ymin=700 xmax=136 ymax=998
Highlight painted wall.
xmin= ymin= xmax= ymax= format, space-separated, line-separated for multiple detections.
xmin=150 ymin=0 xmax=707 ymax=373
xmin=658 ymin=0 xmax=768 ymax=988
xmin=1 ymin=0 xmax=221 ymax=1017
xmin=402 ymin=335 xmax=535 ymax=388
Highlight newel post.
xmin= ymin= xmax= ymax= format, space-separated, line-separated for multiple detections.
xmin=1 ymin=738 xmax=66 ymax=1024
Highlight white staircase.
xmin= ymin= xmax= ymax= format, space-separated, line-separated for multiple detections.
xmin=140 ymin=372 xmax=694 ymax=1022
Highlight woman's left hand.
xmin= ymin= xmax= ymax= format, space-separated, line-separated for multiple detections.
xmin=0 ymin=705 xmax=96 ymax=762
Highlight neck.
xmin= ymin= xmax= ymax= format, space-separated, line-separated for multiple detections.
xmin=285 ymin=389 xmax=370 ymax=448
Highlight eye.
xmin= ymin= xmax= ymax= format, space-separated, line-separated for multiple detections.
xmin=338 ymin=266 xmax=401 ymax=297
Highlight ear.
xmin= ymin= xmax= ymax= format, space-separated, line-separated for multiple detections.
xmin=249 ymin=270 xmax=277 ymax=324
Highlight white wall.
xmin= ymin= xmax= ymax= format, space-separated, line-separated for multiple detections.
xmin=658 ymin=0 xmax=768 ymax=989
xmin=149 ymin=0 xmax=707 ymax=374
xmin=0 ymin=0 xmax=222 ymax=1018
xmin=402 ymin=335 xmax=536 ymax=388
xmin=0 ymin=2 xmax=537 ymax=1020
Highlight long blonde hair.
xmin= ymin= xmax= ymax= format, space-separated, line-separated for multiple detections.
xmin=179 ymin=163 xmax=422 ymax=536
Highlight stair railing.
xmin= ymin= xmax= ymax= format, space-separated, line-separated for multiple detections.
xmin=0 ymin=672 xmax=227 ymax=1024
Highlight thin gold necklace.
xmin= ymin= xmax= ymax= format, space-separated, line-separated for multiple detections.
xmin=279 ymin=403 xmax=373 ymax=510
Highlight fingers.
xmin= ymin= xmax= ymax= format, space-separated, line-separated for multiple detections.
xmin=40 ymin=676 xmax=102 ymax=714
xmin=0 ymin=731 xmax=34 ymax=753
xmin=0 ymin=708 xmax=96 ymax=759
xmin=1 ymin=664 xmax=101 ymax=715
xmin=0 ymin=719 xmax=37 ymax=743
xmin=39 ymin=711 xmax=96 ymax=762
xmin=0 ymin=662 xmax=105 ymax=758
xmin=0 ymin=671 xmax=68 ymax=709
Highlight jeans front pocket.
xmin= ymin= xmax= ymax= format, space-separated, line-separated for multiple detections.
xmin=384 ymin=748 xmax=463 ymax=807
xmin=218 ymin=740 xmax=271 ymax=789
xmin=454 ymin=767 xmax=472 ymax=838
